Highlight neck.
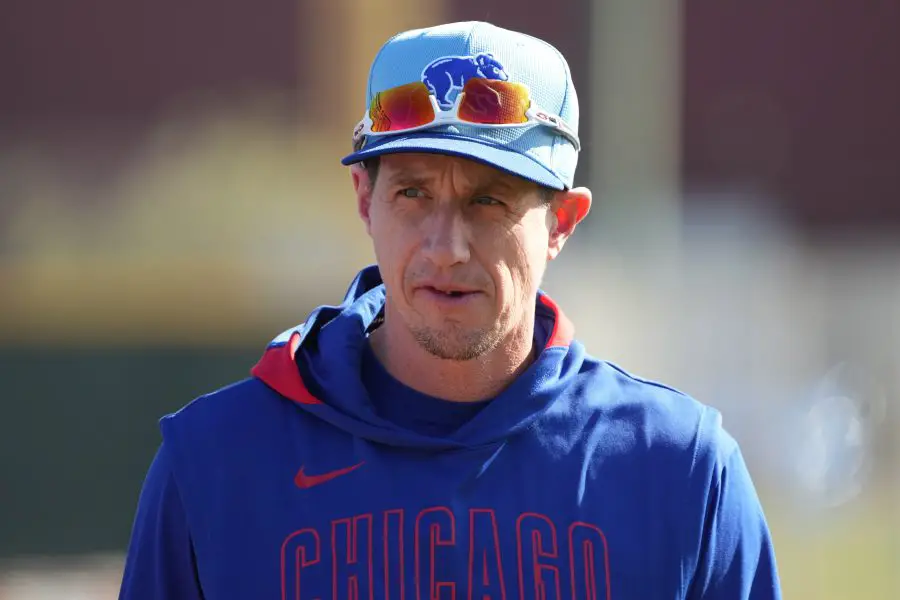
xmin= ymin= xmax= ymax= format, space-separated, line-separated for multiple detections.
xmin=368 ymin=306 xmax=536 ymax=403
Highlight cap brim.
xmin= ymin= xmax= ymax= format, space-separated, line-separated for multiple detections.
xmin=341 ymin=133 xmax=567 ymax=191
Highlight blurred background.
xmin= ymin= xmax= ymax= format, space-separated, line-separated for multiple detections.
xmin=1 ymin=0 xmax=898 ymax=597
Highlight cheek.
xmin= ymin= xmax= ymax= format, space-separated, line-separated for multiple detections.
xmin=487 ymin=223 xmax=548 ymax=302
xmin=367 ymin=204 xmax=398 ymax=274
xmin=369 ymin=203 xmax=417 ymax=289
xmin=509 ymin=220 xmax=549 ymax=286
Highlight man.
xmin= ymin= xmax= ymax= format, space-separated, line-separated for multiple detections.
xmin=119 ymin=21 xmax=781 ymax=599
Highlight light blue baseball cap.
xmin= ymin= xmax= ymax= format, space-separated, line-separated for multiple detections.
xmin=340 ymin=21 xmax=580 ymax=190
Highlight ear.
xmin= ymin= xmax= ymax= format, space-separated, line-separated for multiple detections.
xmin=351 ymin=162 xmax=375 ymax=236
xmin=547 ymin=186 xmax=592 ymax=261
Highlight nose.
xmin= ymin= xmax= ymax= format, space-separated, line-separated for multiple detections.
xmin=420 ymin=207 xmax=471 ymax=267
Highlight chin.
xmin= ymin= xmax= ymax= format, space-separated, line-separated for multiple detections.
xmin=411 ymin=323 xmax=499 ymax=362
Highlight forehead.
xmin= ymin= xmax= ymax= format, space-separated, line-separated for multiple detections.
xmin=379 ymin=153 xmax=536 ymax=191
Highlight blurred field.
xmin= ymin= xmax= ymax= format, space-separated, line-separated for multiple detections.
xmin=767 ymin=491 xmax=899 ymax=599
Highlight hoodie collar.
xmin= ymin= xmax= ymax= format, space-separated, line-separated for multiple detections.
xmin=251 ymin=265 xmax=579 ymax=449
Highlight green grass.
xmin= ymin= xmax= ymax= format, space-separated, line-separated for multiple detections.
xmin=764 ymin=488 xmax=898 ymax=599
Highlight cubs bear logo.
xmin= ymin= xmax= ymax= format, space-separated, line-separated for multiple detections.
xmin=421 ymin=53 xmax=509 ymax=109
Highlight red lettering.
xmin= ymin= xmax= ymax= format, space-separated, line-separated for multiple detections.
xmin=281 ymin=509 xmax=613 ymax=600
xmin=416 ymin=506 xmax=456 ymax=600
xmin=468 ymin=509 xmax=506 ymax=600
xmin=332 ymin=514 xmax=374 ymax=600
xmin=568 ymin=523 xmax=611 ymax=600
xmin=384 ymin=509 xmax=406 ymax=600
xmin=516 ymin=513 xmax=561 ymax=600
xmin=281 ymin=528 xmax=322 ymax=600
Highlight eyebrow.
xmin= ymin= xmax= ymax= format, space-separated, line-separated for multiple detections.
xmin=385 ymin=172 xmax=433 ymax=189
xmin=385 ymin=170 xmax=526 ymax=197
xmin=474 ymin=179 xmax=518 ymax=194
xmin=471 ymin=178 xmax=532 ymax=200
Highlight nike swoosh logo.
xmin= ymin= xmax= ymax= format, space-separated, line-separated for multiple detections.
xmin=294 ymin=461 xmax=364 ymax=489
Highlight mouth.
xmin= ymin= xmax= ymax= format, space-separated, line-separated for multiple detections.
xmin=417 ymin=285 xmax=482 ymax=302
xmin=422 ymin=286 xmax=477 ymax=297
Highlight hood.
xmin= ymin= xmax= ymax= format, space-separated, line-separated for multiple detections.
xmin=251 ymin=265 xmax=585 ymax=451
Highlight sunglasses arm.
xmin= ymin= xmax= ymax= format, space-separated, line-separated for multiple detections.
xmin=351 ymin=113 xmax=374 ymax=150
xmin=524 ymin=105 xmax=581 ymax=151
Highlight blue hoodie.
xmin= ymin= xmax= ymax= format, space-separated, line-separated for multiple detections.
xmin=119 ymin=266 xmax=781 ymax=599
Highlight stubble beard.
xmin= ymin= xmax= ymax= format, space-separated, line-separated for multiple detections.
xmin=409 ymin=321 xmax=503 ymax=361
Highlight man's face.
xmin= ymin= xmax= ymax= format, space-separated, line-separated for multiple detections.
xmin=355 ymin=153 xmax=565 ymax=361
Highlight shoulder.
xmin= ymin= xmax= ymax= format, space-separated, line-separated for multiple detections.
xmin=156 ymin=376 xmax=310 ymax=498
xmin=570 ymin=350 xmax=738 ymax=472
xmin=158 ymin=377 xmax=291 ymax=449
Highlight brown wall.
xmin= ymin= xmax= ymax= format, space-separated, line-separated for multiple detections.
xmin=683 ymin=0 xmax=900 ymax=235
xmin=1 ymin=0 xmax=301 ymax=126
xmin=4 ymin=0 xmax=896 ymax=237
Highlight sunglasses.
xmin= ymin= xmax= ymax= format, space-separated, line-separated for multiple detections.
xmin=352 ymin=78 xmax=581 ymax=152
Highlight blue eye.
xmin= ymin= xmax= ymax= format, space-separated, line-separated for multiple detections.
xmin=473 ymin=196 xmax=502 ymax=206
xmin=400 ymin=188 xmax=424 ymax=198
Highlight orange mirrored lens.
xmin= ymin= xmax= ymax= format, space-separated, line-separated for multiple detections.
xmin=369 ymin=82 xmax=435 ymax=133
xmin=458 ymin=79 xmax=529 ymax=125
